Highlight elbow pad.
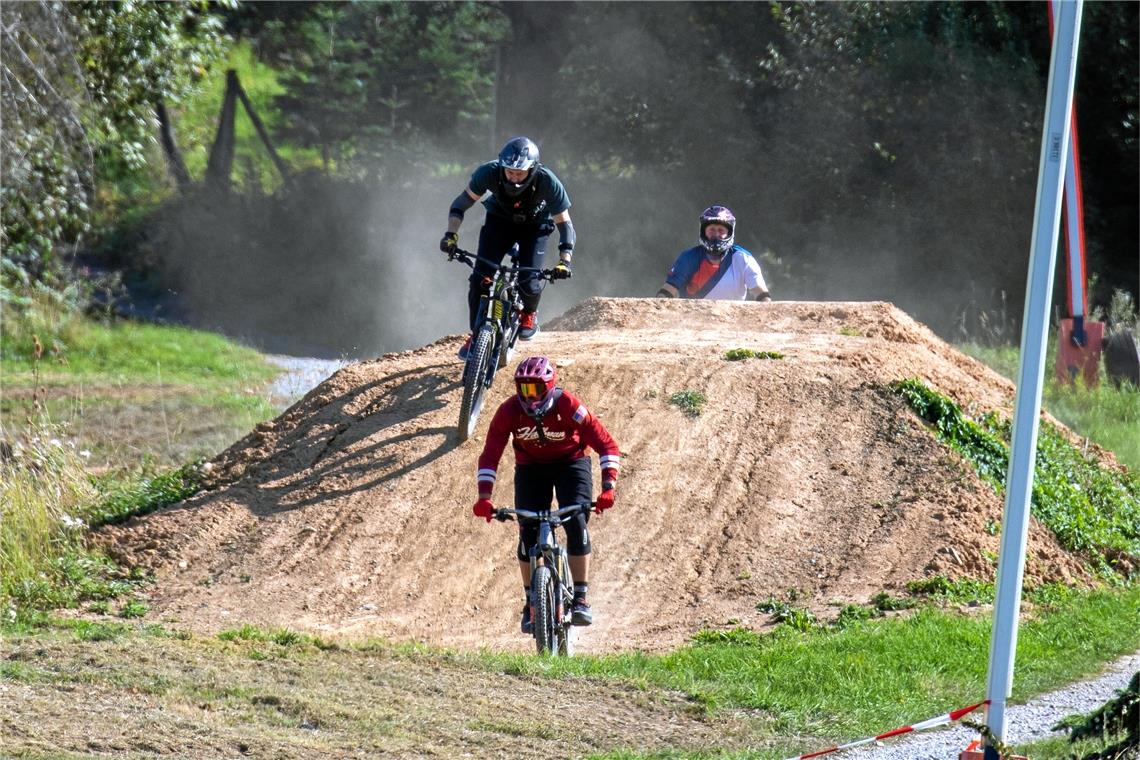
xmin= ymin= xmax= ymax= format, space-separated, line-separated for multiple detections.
xmin=556 ymin=220 xmax=575 ymax=253
xmin=449 ymin=191 xmax=477 ymax=220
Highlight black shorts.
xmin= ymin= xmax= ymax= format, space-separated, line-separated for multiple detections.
xmin=514 ymin=458 xmax=592 ymax=560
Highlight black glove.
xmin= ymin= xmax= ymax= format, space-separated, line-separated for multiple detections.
xmin=440 ymin=231 xmax=458 ymax=255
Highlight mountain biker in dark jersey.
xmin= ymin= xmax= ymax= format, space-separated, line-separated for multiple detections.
xmin=657 ymin=205 xmax=772 ymax=301
xmin=471 ymin=356 xmax=620 ymax=633
xmin=440 ymin=137 xmax=575 ymax=360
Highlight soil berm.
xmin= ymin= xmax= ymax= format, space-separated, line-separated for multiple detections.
xmin=96 ymin=298 xmax=1107 ymax=653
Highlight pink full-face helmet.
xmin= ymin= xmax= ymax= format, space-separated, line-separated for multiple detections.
xmin=514 ymin=356 xmax=558 ymax=415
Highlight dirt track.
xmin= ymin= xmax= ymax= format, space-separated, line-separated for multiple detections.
xmin=96 ymin=298 xmax=1101 ymax=653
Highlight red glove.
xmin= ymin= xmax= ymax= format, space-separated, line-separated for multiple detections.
xmin=472 ymin=498 xmax=495 ymax=522
xmin=594 ymin=487 xmax=615 ymax=515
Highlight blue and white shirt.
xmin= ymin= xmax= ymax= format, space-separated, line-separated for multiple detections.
xmin=664 ymin=245 xmax=768 ymax=300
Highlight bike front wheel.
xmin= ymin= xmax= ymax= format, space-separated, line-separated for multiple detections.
xmin=457 ymin=327 xmax=495 ymax=442
xmin=557 ymin=554 xmax=575 ymax=656
xmin=531 ymin=564 xmax=557 ymax=655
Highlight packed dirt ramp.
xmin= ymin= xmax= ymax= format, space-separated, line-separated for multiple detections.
xmin=97 ymin=298 xmax=1100 ymax=653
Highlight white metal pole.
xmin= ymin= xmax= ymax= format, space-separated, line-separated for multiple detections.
xmin=984 ymin=0 xmax=1083 ymax=745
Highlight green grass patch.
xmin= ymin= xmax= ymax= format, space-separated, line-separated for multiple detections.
xmin=2 ymin=317 xmax=278 ymax=388
xmin=475 ymin=586 xmax=1140 ymax=739
xmin=957 ymin=342 xmax=1140 ymax=471
xmin=756 ymin=597 xmax=819 ymax=631
xmin=217 ymin=623 xmax=327 ymax=650
xmin=88 ymin=462 xmax=203 ymax=527
xmin=905 ymin=575 xmax=995 ymax=604
xmin=724 ymin=348 xmax=785 ymax=361
xmin=891 ymin=378 xmax=1140 ymax=577
xmin=668 ymin=390 xmax=707 ymax=418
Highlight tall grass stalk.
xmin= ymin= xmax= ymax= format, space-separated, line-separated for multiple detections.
xmin=0 ymin=426 xmax=97 ymax=617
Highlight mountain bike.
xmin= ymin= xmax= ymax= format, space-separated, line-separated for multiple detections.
xmin=448 ymin=247 xmax=556 ymax=441
xmin=494 ymin=502 xmax=591 ymax=656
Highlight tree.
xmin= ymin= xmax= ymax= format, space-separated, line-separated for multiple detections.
xmin=246 ymin=1 xmax=508 ymax=176
xmin=1 ymin=1 xmax=227 ymax=283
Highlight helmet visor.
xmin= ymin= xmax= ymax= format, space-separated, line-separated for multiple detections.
xmin=517 ymin=381 xmax=545 ymax=401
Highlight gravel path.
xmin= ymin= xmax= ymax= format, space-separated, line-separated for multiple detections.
xmin=834 ymin=651 xmax=1139 ymax=759
xmin=265 ymin=355 xmax=353 ymax=404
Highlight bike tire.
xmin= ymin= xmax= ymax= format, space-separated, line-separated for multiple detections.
xmin=531 ymin=564 xmax=556 ymax=655
xmin=557 ymin=553 xmax=575 ymax=657
xmin=457 ymin=327 xmax=495 ymax=442
xmin=498 ymin=314 xmax=519 ymax=370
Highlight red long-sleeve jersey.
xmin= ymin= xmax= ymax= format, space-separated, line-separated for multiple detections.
xmin=476 ymin=389 xmax=620 ymax=496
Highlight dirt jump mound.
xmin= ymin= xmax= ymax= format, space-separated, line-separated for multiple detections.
xmin=98 ymin=298 xmax=1097 ymax=653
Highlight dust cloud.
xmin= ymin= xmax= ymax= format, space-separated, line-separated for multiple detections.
xmin=149 ymin=5 xmax=1048 ymax=358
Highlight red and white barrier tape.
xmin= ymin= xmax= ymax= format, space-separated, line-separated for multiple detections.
xmin=783 ymin=699 xmax=990 ymax=760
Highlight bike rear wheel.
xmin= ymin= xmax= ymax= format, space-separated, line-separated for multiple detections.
xmin=457 ymin=327 xmax=494 ymax=441
xmin=498 ymin=312 xmax=520 ymax=369
xmin=531 ymin=564 xmax=557 ymax=655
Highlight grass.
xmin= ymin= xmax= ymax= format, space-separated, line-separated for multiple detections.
xmin=2 ymin=302 xmax=280 ymax=470
xmin=474 ymin=586 xmax=1140 ymax=744
xmin=3 ymin=586 xmax=1138 ymax=758
xmin=1 ymin=308 xmax=283 ymax=620
xmin=669 ymin=390 xmax=707 ymax=417
xmin=724 ymin=348 xmax=785 ymax=361
xmin=958 ymin=341 xmax=1140 ymax=471
xmin=892 ymin=378 xmax=1140 ymax=577
xmin=2 ymin=317 xmax=278 ymax=387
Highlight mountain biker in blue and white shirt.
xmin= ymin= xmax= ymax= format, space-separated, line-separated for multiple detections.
xmin=440 ymin=137 xmax=575 ymax=359
xmin=657 ymin=205 xmax=772 ymax=302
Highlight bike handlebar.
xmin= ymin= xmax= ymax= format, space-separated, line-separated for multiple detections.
xmin=447 ymin=247 xmax=557 ymax=279
xmin=493 ymin=502 xmax=594 ymax=523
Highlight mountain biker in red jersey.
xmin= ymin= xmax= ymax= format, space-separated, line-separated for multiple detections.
xmin=471 ymin=355 xmax=620 ymax=633
xmin=440 ymin=137 xmax=575 ymax=360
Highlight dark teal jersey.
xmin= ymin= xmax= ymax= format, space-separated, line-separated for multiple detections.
xmin=468 ymin=161 xmax=570 ymax=224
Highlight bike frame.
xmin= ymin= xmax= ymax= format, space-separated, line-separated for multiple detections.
xmin=448 ymin=247 xmax=556 ymax=441
xmin=494 ymin=503 xmax=588 ymax=656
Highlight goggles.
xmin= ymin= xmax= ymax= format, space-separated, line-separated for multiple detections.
xmin=517 ymin=381 xmax=545 ymax=400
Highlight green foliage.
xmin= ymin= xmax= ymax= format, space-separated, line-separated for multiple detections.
xmin=957 ymin=340 xmax=1140 ymax=471
xmin=217 ymin=624 xmax=321 ymax=649
xmin=252 ymin=2 xmax=508 ymax=170
xmin=88 ymin=463 xmax=203 ymax=528
xmin=870 ymin=591 xmax=919 ymax=611
xmin=691 ymin=628 xmax=765 ymax=647
xmin=891 ymin=378 xmax=1140 ymax=575
xmin=173 ymin=43 xmax=318 ymax=190
xmin=723 ymin=348 xmax=785 ymax=361
xmin=905 ymin=575 xmax=995 ymax=604
xmin=1053 ymin=671 xmax=1139 ymax=760
xmin=1 ymin=0 xmax=229 ymax=280
xmin=2 ymin=315 xmax=278 ymax=386
xmin=834 ymin=604 xmax=874 ymax=628
xmin=119 ymin=600 xmax=149 ymax=619
xmin=668 ymin=390 xmax=706 ymax=418
xmin=0 ymin=422 xmax=170 ymax=621
xmin=757 ymin=597 xmax=819 ymax=631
